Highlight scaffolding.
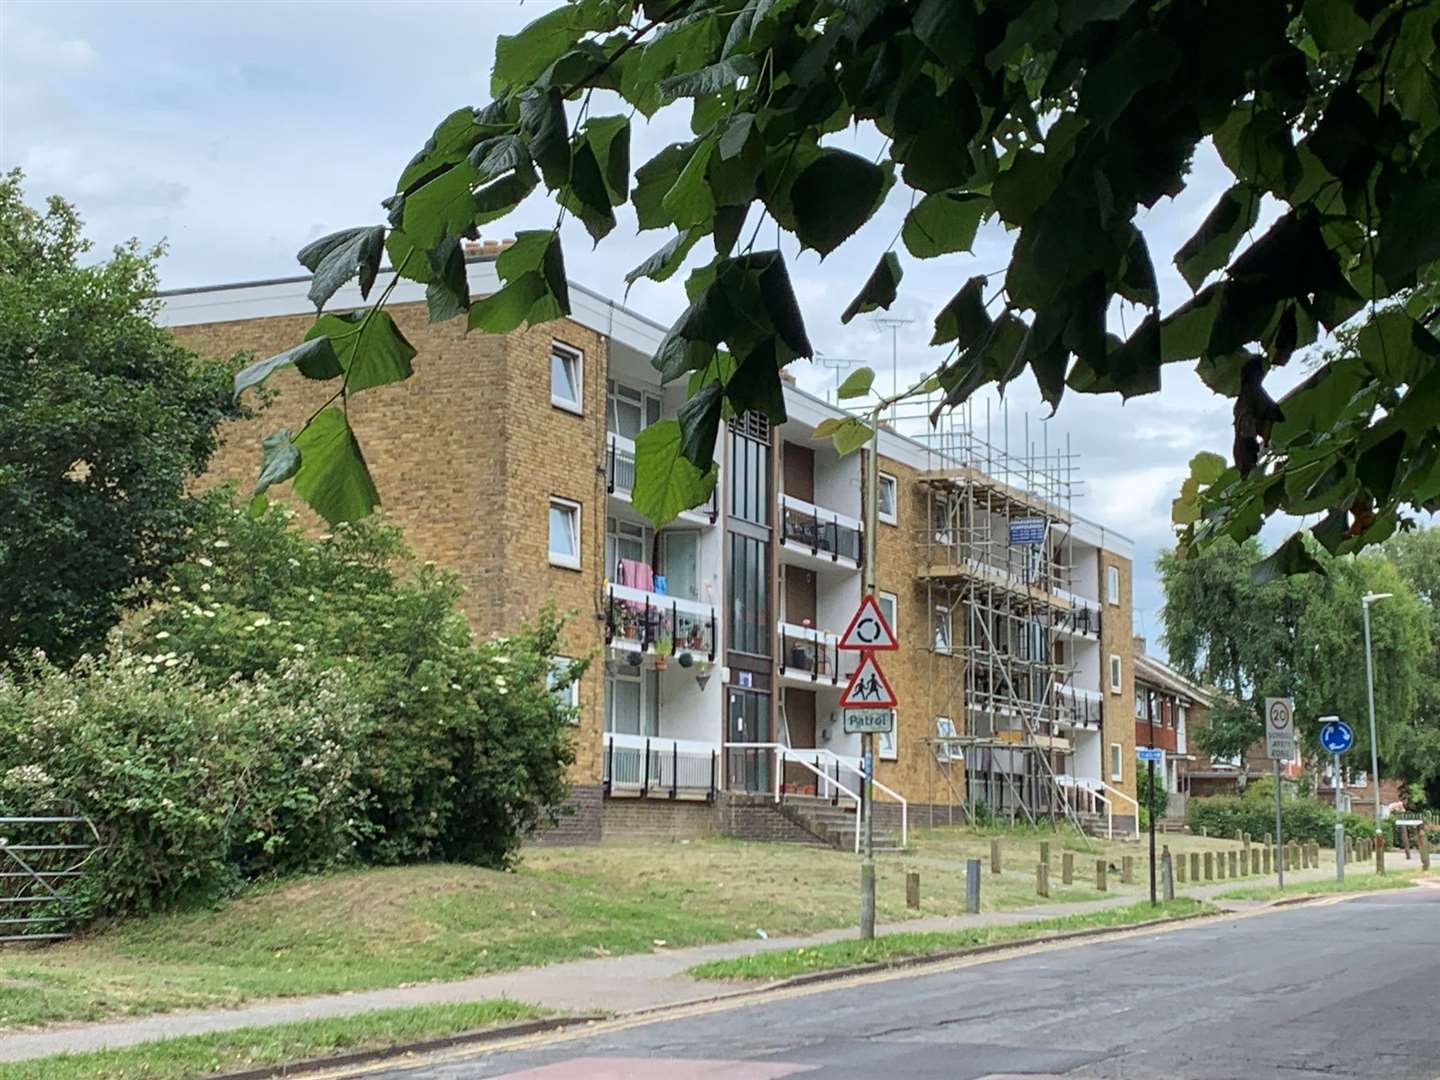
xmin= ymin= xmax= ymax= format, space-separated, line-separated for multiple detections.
xmin=878 ymin=394 xmax=1092 ymax=833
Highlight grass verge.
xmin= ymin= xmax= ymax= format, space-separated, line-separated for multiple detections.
xmin=686 ymin=898 xmax=1215 ymax=981
xmin=1214 ymin=870 xmax=1424 ymax=902
xmin=0 ymin=1000 xmax=546 ymax=1080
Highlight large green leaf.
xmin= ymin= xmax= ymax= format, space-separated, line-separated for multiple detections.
xmin=791 ymin=149 xmax=886 ymax=257
xmin=492 ymin=2 xmax=615 ymax=95
xmin=676 ymin=380 xmax=725 ymax=472
xmin=1250 ymin=532 xmax=1326 ymax=584
xmin=902 ymin=192 xmax=987 ymax=259
xmin=931 ymin=277 xmax=991 ymax=348
xmin=661 ymin=139 xmax=716 ymax=229
xmin=1175 ymin=186 xmax=1261 ymax=292
xmin=582 ymin=115 xmax=631 ymax=205
xmin=520 ymin=88 xmax=571 ymax=188
xmin=625 ymin=229 xmax=700 ymax=292
xmin=466 ymin=229 xmax=570 ymax=333
xmin=1358 ymin=309 xmax=1440 ymax=386
xmin=292 ymin=408 xmax=380 ymax=525
xmin=297 ymin=225 xmax=386 ymax=309
xmin=631 ymin=419 xmax=718 ymax=527
xmin=233 ymin=337 xmax=340 ymax=399
xmin=402 ymin=163 xmax=480 ymax=251
xmin=254 ymin=428 xmax=301 ymax=495
xmin=305 ymin=310 xmax=417 ymax=395
xmin=841 ymin=253 xmax=902 ymax=324
xmin=836 ymin=366 xmax=875 ymax=399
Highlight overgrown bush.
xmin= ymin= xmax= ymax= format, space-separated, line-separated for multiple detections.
xmin=1186 ymin=794 xmax=1352 ymax=846
xmin=125 ymin=494 xmax=582 ymax=868
xmin=0 ymin=653 xmax=364 ymax=917
xmin=1137 ymin=768 xmax=1169 ymax=829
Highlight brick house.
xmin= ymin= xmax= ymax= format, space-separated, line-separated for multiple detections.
xmin=1132 ymin=641 xmax=1211 ymax=820
xmin=160 ymin=247 xmax=1139 ymax=845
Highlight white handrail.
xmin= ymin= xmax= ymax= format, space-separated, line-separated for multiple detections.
xmin=726 ymin=742 xmax=870 ymax=851
xmin=766 ymin=743 xmax=908 ymax=849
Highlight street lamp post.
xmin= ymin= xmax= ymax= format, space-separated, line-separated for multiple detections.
xmin=1362 ymin=592 xmax=1392 ymax=874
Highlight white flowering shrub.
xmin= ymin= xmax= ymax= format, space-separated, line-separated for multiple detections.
xmin=0 ymin=652 xmax=367 ymax=918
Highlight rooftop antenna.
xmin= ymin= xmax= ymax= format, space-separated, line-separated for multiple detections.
xmin=871 ymin=315 xmax=914 ymax=425
xmin=816 ymin=354 xmax=859 ymax=404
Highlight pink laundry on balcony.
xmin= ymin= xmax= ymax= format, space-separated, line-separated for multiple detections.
xmin=618 ymin=558 xmax=654 ymax=592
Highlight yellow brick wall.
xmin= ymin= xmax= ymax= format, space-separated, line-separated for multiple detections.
xmin=174 ymin=306 xmax=609 ymax=786
xmin=1099 ymin=550 xmax=1138 ymax=809
xmin=868 ymin=451 xmax=966 ymax=805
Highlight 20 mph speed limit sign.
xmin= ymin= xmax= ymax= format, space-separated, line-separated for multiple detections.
xmin=1265 ymin=697 xmax=1296 ymax=760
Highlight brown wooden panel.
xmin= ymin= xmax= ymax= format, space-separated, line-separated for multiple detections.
xmin=781 ymin=440 xmax=814 ymax=502
xmin=785 ymin=688 xmax=817 ymax=748
xmin=784 ymin=566 xmax=817 ymax=624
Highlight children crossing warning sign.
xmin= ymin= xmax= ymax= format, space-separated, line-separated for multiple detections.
xmin=840 ymin=652 xmax=898 ymax=708
xmin=838 ymin=595 xmax=898 ymax=651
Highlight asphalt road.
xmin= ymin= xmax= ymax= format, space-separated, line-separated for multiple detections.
xmin=366 ymin=884 xmax=1440 ymax=1080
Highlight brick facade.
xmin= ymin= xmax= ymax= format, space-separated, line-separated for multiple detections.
xmin=1099 ymin=550 xmax=1138 ymax=809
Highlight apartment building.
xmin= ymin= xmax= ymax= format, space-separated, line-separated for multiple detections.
xmin=161 ymin=247 xmax=1139 ymax=845
xmin=1133 ymin=643 xmax=1211 ymax=821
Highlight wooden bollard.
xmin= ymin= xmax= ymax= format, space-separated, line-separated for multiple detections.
xmin=991 ymin=838 xmax=1003 ymax=874
xmin=1216 ymin=851 xmax=1227 ymax=879
xmin=1190 ymin=852 xmax=1200 ymax=882
xmin=906 ymin=870 xmax=921 ymax=910
xmin=1040 ymin=840 xmax=1051 ymax=865
xmin=1161 ymin=847 xmax=1175 ymax=901
xmin=1420 ymin=828 xmax=1430 ymax=871
xmin=1176 ymin=851 xmax=1187 ymax=884
xmin=965 ymin=858 xmax=981 ymax=914
xmin=1200 ymin=827 xmax=1208 ymax=837
xmin=1263 ymin=845 xmax=1272 ymax=874
xmin=1229 ymin=850 xmax=1239 ymax=878
xmin=1036 ymin=863 xmax=1050 ymax=898
xmin=1122 ymin=855 xmax=1135 ymax=884
xmin=1096 ymin=859 xmax=1108 ymax=890
xmin=1062 ymin=851 xmax=1074 ymax=885
xmin=1204 ymin=852 xmax=1214 ymax=880
xmin=1240 ymin=849 xmax=1249 ymax=876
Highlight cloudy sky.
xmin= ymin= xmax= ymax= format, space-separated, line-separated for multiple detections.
xmin=2 ymin=0 xmax=1304 ymax=649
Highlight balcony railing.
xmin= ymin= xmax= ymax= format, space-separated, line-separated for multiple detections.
xmin=777 ymin=621 xmax=851 ymax=685
xmin=1057 ymin=685 xmax=1104 ymax=728
xmin=779 ymin=494 xmax=862 ymax=565
xmin=1056 ymin=602 xmax=1102 ymax=637
xmin=608 ymin=432 xmax=718 ymax=522
xmin=605 ymin=582 xmax=716 ymax=660
xmin=603 ymin=733 xmax=719 ymax=800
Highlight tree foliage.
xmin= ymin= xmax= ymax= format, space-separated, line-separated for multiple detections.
xmin=0 ymin=170 xmax=238 ymax=666
xmin=240 ymin=1 xmax=1440 ymax=540
xmin=1159 ymin=534 xmax=1434 ymax=783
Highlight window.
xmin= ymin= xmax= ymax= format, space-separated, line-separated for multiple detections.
xmin=606 ymin=516 xmax=651 ymax=585
xmin=658 ymin=530 xmax=700 ymax=601
xmin=548 ymin=497 xmax=581 ymax=569
xmin=1110 ymin=742 xmax=1123 ymax=782
xmin=728 ymin=416 xmax=771 ymax=526
xmin=549 ymin=657 xmax=580 ymax=720
xmin=550 ymin=343 xmax=583 ymax=414
xmin=878 ymin=591 xmax=898 ymax=637
xmin=931 ymin=494 xmax=953 ymax=545
xmin=933 ymin=717 xmax=956 ymax=762
xmin=1106 ymin=565 xmax=1120 ymax=605
xmin=1109 ymin=654 xmax=1122 ymax=694
xmin=607 ymin=379 xmax=661 ymax=439
xmin=728 ymin=533 xmax=770 ymax=656
xmin=932 ymin=605 xmax=952 ymax=653
xmin=877 ymin=472 xmax=898 ymax=525
xmin=605 ymin=671 xmax=659 ymax=736
xmin=878 ymin=727 xmax=898 ymax=760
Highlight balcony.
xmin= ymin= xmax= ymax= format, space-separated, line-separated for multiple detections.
xmin=608 ymin=433 xmax=718 ymax=524
xmin=778 ymin=494 xmax=862 ymax=572
xmin=603 ymin=733 xmax=719 ymax=801
xmin=1056 ymin=685 xmax=1104 ymax=728
xmin=606 ymin=582 xmax=717 ymax=661
xmin=777 ymin=621 xmax=855 ymax=688
xmin=1056 ymin=600 xmax=1102 ymax=638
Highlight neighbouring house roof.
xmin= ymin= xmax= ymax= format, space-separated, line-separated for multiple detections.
xmin=1134 ymin=652 xmax=1214 ymax=707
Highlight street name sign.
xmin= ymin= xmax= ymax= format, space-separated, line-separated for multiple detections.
xmin=840 ymin=652 xmax=899 ymax=708
xmin=1265 ymin=697 xmax=1296 ymax=759
xmin=1319 ymin=719 xmax=1355 ymax=754
xmin=844 ymin=708 xmax=895 ymax=734
xmin=838 ymin=595 xmax=898 ymax=651
xmin=1137 ymin=747 xmax=1165 ymax=763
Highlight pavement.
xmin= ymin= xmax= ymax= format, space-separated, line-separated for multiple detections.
xmin=357 ymin=882 xmax=1440 ymax=1080
xmin=0 ymin=851 xmax=1423 ymax=1064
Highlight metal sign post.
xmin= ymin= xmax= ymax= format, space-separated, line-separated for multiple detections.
xmin=1266 ymin=698 xmax=1295 ymax=888
xmin=1319 ymin=717 xmax=1355 ymax=882
xmin=1137 ymin=747 xmax=1164 ymax=905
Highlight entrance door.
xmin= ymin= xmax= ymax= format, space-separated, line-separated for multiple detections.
xmin=727 ymin=688 xmax=771 ymax=792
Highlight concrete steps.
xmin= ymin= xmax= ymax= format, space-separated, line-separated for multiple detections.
xmin=775 ymin=796 xmax=904 ymax=852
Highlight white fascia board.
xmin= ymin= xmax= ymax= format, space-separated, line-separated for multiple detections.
xmin=1071 ymin=516 xmax=1135 ymax=560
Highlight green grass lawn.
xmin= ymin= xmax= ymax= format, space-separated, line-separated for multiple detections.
xmin=0 ymin=828 xmax=1265 ymax=1030
xmin=0 ymin=1000 xmax=545 ymax=1080
xmin=1214 ymin=870 xmax=1425 ymax=902
xmin=686 ymin=898 xmax=1215 ymax=981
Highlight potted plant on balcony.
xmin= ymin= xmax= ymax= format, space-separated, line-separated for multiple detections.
xmin=654 ymin=633 xmax=673 ymax=670
xmin=791 ymin=617 xmax=814 ymax=671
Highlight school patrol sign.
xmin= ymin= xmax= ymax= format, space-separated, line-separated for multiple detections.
xmin=844 ymin=709 xmax=895 ymax=734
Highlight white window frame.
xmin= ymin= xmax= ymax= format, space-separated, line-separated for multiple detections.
xmin=605 ymin=669 xmax=659 ymax=736
xmin=606 ymin=516 xmax=651 ymax=584
xmin=548 ymin=496 xmax=582 ymax=570
xmin=877 ymin=472 xmax=898 ymax=526
xmin=878 ymin=726 xmax=898 ymax=761
xmin=549 ymin=656 xmax=580 ymax=721
xmin=1109 ymin=653 xmax=1122 ymax=694
xmin=607 ymin=379 xmax=662 ymax=439
xmin=1106 ymin=564 xmax=1120 ymax=606
xmin=932 ymin=605 xmax=952 ymax=654
xmin=550 ymin=342 xmax=583 ymax=414
xmin=1110 ymin=742 xmax=1123 ymax=782
xmin=878 ymin=591 xmax=899 ymax=637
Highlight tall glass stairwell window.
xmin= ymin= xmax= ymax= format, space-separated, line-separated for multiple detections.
xmin=727 ymin=412 xmax=772 ymax=658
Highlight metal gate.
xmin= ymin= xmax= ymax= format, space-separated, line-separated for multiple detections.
xmin=0 ymin=816 xmax=99 ymax=942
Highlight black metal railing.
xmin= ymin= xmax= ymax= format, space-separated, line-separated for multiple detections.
xmin=1058 ymin=689 xmax=1104 ymax=728
xmin=778 ymin=630 xmax=843 ymax=683
xmin=603 ymin=736 xmax=719 ymax=802
xmin=780 ymin=499 xmax=862 ymax=564
xmin=605 ymin=588 xmax=716 ymax=661
xmin=1058 ymin=604 xmax=1102 ymax=636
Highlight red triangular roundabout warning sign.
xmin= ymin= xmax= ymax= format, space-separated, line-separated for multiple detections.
xmin=839 ymin=652 xmax=898 ymax=708
xmin=838 ymin=594 xmax=898 ymax=651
